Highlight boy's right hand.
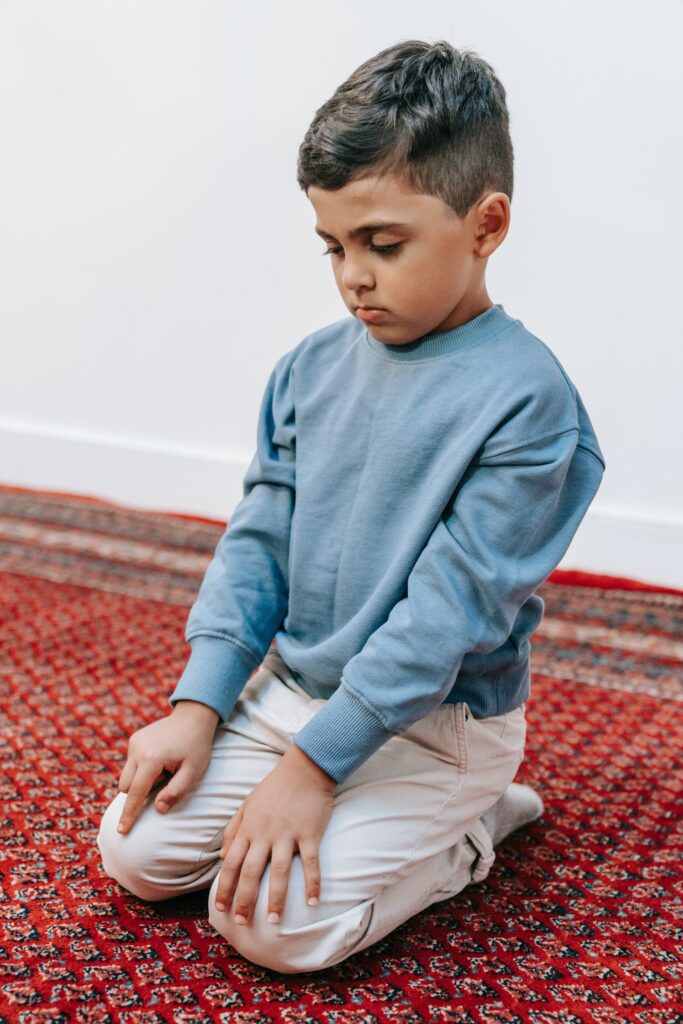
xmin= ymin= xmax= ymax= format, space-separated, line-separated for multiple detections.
xmin=116 ymin=701 xmax=220 ymax=834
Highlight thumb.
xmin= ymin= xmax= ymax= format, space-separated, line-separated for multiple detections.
xmin=154 ymin=763 xmax=195 ymax=811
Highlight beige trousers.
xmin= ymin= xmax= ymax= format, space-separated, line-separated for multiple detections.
xmin=97 ymin=649 xmax=527 ymax=973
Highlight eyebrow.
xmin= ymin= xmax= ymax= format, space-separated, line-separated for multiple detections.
xmin=314 ymin=221 xmax=410 ymax=240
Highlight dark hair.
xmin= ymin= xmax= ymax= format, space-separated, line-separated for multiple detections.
xmin=297 ymin=39 xmax=513 ymax=218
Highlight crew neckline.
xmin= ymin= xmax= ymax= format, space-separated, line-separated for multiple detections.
xmin=364 ymin=302 xmax=517 ymax=362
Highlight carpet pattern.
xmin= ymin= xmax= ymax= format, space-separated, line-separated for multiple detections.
xmin=0 ymin=483 xmax=681 ymax=1023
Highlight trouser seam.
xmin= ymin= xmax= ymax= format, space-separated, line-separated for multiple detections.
xmin=374 ymin=774 xmax=468 ymax=896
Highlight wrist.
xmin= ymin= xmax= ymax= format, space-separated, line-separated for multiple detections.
xmin=285 ymin=741 xmax=336 ymax=789
xmin=172 ymin=699 xmax=220 ymax=726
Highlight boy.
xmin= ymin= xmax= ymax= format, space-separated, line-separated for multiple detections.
xmin=97 ymin=39 xmax=606 ymax=973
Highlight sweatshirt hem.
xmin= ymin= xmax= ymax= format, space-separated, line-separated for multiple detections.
xmin=443 ymin=660 xmax=531 ymax=716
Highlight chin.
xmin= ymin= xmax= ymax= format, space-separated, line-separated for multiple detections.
xmin=366 ymin=324 xmax=416 ymax=345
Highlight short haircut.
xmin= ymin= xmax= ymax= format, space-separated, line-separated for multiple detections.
xmin=297 ymin=38 xmax=514 ymax=218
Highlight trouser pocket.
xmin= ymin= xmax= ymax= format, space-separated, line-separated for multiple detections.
xmin=449 ymin=701 xmax=470 ymax=773
xmin=465 ymin=703 xmax=527 ymax=773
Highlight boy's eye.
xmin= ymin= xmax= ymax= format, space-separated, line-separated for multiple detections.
xmin=321 ymin=242 xmax=402 ymax=257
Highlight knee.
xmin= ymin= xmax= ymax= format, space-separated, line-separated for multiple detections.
xmin=207 ymin=860 xmax=353 ymax=974
xmin=96 ymin=792 xmax=186 ymax=902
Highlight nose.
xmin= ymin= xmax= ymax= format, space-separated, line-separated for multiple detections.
xmin=340 ymin=253 xmax=374 ymax=293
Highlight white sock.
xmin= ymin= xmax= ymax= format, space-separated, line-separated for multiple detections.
xmin=480 ymin=782 xmax=544 ymax=847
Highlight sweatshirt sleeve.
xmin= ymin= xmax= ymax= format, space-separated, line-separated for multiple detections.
xmin=291 ymin=427 xmax=605 ymax=783
xmin=168 ymin=348 xmax=297 ymax=721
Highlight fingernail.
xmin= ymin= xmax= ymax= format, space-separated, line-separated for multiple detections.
xmin=267 ymin=912 xmax=280 ymax=923
xmin=307 ymin=896 xmax=319 ymax=906
xmin=157 ymin=802 xmax=169 ymax=812
xmin=234 ymin=914 xmax=247 ymax=925
xmin=215 ymin=901 xmax=225 ymax=912
xmin=117 ymin=823 xmax=125 ymax=832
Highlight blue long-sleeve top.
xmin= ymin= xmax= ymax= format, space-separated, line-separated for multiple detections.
xmin=169 ymin=303 xmax=606 ymax=784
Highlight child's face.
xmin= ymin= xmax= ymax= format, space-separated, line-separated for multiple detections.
xmin=308 ymin=171 xmax=508 ymax=344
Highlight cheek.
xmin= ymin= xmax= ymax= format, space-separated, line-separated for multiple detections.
xmin=392 ymin=263 xmax=437 ymax=301
xmin=424 ymin=260 xmax=463 ymax=296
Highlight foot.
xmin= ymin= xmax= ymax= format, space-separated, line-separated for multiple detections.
xmin=480 ymin=782 xmax=544 ymax=846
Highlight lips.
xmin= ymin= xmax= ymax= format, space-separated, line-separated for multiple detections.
xmin=356 ymin=306 xmax=388 ymax=323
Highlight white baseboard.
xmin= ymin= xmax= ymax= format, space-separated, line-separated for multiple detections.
xmin=0 ymin=418 xmax=248 ymax=521
xmin=1 ymin=419 xmax=681 ymax=589
xmin=560 ymin=504 xmax=683 ymax=590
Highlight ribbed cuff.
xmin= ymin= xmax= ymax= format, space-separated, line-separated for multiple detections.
xmin=291 ymin=682 xmax=396 ymax=784
xmin=168 ymin=635 xmax=259 ymax=722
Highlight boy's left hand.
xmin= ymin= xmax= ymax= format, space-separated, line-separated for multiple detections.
xmin=214 ymin=744 xmax=337 ymax=925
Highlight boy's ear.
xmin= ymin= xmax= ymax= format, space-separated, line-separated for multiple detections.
xmin=473 ymin=191 xmax=510 ymax=258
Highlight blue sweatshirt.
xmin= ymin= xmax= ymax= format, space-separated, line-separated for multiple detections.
xmin=169 ymin=303 xmax=606 ymax=783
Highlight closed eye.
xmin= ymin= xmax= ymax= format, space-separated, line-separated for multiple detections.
xmin=321 ymin=242 xmax=402 ymax=257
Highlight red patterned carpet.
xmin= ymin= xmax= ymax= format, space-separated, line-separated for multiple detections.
xmin=1 ymin=483 xmax=681 ymax=1023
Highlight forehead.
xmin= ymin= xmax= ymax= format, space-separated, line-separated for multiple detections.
xmin=308 ymin=174 xmax=452 ymax=237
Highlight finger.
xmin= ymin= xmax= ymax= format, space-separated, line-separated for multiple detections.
xmin=154 ymin=764 xmax=194 ymax=813
xmin=298 ymin=837 xmax=322 ymax=907
xmin=117 ymin=763 xmax=162 ymax=833
xmin=119 ymin=758 xmax=166 ymax=795
xmin=118 ymin=756 xmax=136 ymax=794
xmin=214 ymin=835 xmax=250 ymax=914
xmin=231 ymin=841 xmax=271 ymax=925
xmin=150 ymin=768 xmax=171 ymax=790
xmin=266 ymin=839 xmax=295 ymax=924
xmin=219 ymin=805 xmax=244 ymax=858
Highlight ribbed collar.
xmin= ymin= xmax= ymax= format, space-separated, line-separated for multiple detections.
xmin=364 ymin=302 xmax=517 ymax=362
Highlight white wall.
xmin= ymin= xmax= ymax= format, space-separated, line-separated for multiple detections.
xmin=1 ymin=0 xmax=681 ymax=587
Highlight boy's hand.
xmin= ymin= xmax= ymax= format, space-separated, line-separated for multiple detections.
xmin=215 ymin=744 xmax=336 ymax=925
xmin=116 ymin=701 xmax=219 ymax=834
